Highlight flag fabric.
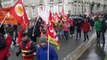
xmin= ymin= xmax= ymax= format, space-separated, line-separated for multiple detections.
xmin=9 ymin=0 xmax=29 ymax=30
xmin=61 ymin=6 xmax=65 ymax=17
xmin=47 ymin=10 xmax=60 ymax=50
xmin=0 ymin=7 xmax=18 ymax=25
xmin=48 ymin=11 xmax=53 ymax=22
xmin=47 ymin=22 xmax=60 ymax=50
xmin=53 ymin=12 xmax=60 ymax=23
xmin=39 ymin=10 xmax=49 ymax=24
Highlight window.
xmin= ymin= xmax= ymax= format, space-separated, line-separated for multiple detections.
xmin=2 ymin=0 xmax=10 ymax=2
xmin=58 ymin=0 xmax=64 ymax=3
xmin=49 ymin=0 xmax=54 ymax=2
xmin=39 ymin=0 xmax=43 ymax=3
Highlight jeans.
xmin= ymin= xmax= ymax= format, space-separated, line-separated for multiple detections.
xmin=76 ymin=30 xmax=81 ymax=39
xmin=83 ymin=32 xmax=89 ymax=41
xmin=64 ymin=31 xmax=69 ymax=40
xmin=96 ymin=31 xmax=101 ymax=38
xmin=70 ymin=26 xmax=75 ymax=35
xmin=101 ymin=32 xmax=105 ymax=44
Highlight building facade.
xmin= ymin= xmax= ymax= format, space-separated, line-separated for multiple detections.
xmin=1 ymin=0 xmax=107 ymax=19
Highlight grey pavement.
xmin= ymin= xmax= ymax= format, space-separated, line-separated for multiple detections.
xmin=78 ymin=32 xmax=107 ymax=60
xmin=9 ymin=30 xmax=95 ymax=60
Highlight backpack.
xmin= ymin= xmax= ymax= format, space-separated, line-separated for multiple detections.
xmin=0 ymin=36 xmax=6 ymax=50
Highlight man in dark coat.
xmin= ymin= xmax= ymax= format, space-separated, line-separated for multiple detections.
xmin=101 ymin=19 xmax=107 ymax=44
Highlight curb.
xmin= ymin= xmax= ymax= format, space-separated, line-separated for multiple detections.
xmin=61 ymin=33 xmax=96 ymax=60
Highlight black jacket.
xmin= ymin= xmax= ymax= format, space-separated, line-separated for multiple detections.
xmin=0 ymin=35 xmax=6 ymax=50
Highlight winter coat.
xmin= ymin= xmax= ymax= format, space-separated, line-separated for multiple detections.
xmin=75 ymin=22 xmax=82 ymax=32
xmin=37 ymin=44 xmax=58 ymax=60
xmin=82 ymin=21 xmax=90 ymax=32
xmin=0 ymin=35 xmax=6 ymax=50
xmin=0 ymin=34 xmax=12 ymax=60
xmin=94 ymin=20 xmax=102 ymax=31
xmin=101 ymin=20 xmax=107 ymax=33
xmin=64 ymin=23 xmax=69 ymax=32
xmin=67 ymin=20 xmax=73 ymax=26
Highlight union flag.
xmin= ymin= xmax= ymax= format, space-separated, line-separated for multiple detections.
xmin=9 ymin=0 xmax=29 ymax=30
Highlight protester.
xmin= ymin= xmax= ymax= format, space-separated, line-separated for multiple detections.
xmin=75 ymin=20 xmax=82 ymax=40
xmin=16 ymin=33 xmax=36 ymax=60
xmin=0 ymin=33 xmax=6 ymax=50
xmin=63 ymin=20 xmax=69 ymax=40
xmin=81 ymin=19 xmax=90 ymax=41
xmin=0 ymin=31 xmax=12 ymax=60
xmin=37 ymin=37 xmax=58 ymax=60
xmin=94 ymin=17 xmax=102 ymax=39
xmin=100 ymin=17 xmax=107 ymax=44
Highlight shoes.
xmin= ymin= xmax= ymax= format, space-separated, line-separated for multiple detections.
xmin=83 ymin=40 xmax=86 ymax=42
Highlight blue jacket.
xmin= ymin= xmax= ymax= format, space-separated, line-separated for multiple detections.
xmin=37 ymin=44 xmax=58 ymax=60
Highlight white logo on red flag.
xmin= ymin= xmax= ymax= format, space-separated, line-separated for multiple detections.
xmin=15 ymin=4 xmax=24 ymax=16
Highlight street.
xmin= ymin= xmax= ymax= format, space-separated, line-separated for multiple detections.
xmin=78 ymin=32 xmax=107 ymax=60
xmin=0 ymin=0 xmax=107 ymax=60
xmin=8 ymin=30 xmax=95 ymax=60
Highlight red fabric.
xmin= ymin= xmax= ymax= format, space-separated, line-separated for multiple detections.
xmin=64 ymin=23 xmax=69 ymax=32
xmin=0 ymin=35 xmax=12 ymax=60
xmin=54 ymin=12 xmax=60 ymax=22
xmin=9 ymin=0 xmax=29 ymax=30
xmin=48 ymin=11 xmax=53 ymax=22
xmin=20 ymin=41 xmax=34 ymax=59
xmin=61 ymin=6 xmax=65 ymax=17
xmin=47 ymin=22 xmax=59 ymax=44
xmin=67 ymin=20 xmax=73 ymax=26
xmin=82 ymin=22 xmax=90 ymax=32
xmin=17 ymin=31 xmax=23 ymax=44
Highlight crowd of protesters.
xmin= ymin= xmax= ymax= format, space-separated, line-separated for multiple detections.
xmin=0 ymin=13 xmax=107 ymax=60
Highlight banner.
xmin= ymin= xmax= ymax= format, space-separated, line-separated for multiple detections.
xmin=0 ymin=8 xmax=18 ymax=25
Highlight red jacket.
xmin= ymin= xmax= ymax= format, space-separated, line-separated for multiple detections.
xmin=82 ymin=22 xmax=90 ymax=32
xmin=64 ymin=22 xmax=69 ymax=32
xmin=67 ymin=20 xmax=73 ymax=26
xmin=0 ymin=35 xmax=12 ymax=60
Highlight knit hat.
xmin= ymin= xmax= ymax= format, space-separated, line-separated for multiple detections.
xmin=21 ymin=33 xmax=27 ymax=37
xmin=39 ymin=37 xmax=47 ymax=43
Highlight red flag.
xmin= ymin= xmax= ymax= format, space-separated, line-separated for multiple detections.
xmin=54 ymin=12 xmax=60 ymax=22
xmin=9 ymin=0 xmax=29 ymax=30
xmin=48 ymin=11 xmax=53 ymax=22
xmin=60 ymin=6 xmax=65 ymax=17
xmin=47 ymin=22 xmax=60 ymax=50
xmin=0 ymin=7 xmax=18 ymax=25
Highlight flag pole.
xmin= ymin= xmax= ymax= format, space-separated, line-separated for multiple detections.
xmin=47 ymin=24 xmax=49 ymax=60
xmin=0 ymin=12 xmax=9 ymax=28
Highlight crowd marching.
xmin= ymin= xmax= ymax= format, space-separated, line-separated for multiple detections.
xmin=0 ymin=12 xmax=107 ymax=60
xmin=0 ymin=0 xmax=107 ymax=60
